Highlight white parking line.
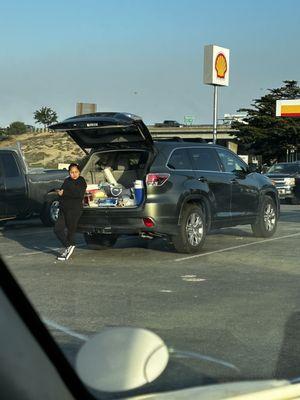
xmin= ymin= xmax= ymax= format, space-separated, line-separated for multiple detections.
xmin=42 ymin=318 xmax=88 ymax=341
xmin=175 ymin=232 xmax=300 ymax=262
xmin=182 ymin=277 xmax=206 ymax=282
xmin=180 ymin=274 xmax=206 ymax=282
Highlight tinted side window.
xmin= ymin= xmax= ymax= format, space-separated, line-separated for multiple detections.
xmin=216 ymin=148 xmax=247 ymax=173
xmin=188 ymin=148 xmax=221 ymax=171
xmin=0 ymin=153 xmax=20 ymax=178
xmin=167 ymin=149 xmax=192 ymax=170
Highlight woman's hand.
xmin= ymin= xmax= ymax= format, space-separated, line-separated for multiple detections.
xmin=57 ymin=189 xmax=64 ymax=196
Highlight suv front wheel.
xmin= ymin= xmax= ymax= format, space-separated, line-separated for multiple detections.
xmin=251 ymin=195 xmax=278 ymax=237
xmin=84 ymin=233 xmax=118 ymax=250
xmin=172 ymin=204 xmax=206 ymax=253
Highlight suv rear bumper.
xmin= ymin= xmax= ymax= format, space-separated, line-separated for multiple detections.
xmin=77 ymin=203 xmax=179 ymax=237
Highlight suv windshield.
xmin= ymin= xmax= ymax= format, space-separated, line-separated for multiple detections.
xmin=267 ymin=163 xmax=300 ymax=174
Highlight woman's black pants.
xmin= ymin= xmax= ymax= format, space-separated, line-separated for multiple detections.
xmin=54 ymin=209 xmax=82 ymax=248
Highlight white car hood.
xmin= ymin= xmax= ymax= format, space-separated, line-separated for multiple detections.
xmin=130 ymin=379 xmax=294 ymax=400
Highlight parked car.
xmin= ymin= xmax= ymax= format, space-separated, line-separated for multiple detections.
xmin=154 ymin=120 xmax=182 ymax=127
xmin=50 ymin=112 xmax=280 ymax=253
xmin=0 ymin=148 xmax=67 ymax=225
xmin=265 ymin=162 xmax=300 ymax=204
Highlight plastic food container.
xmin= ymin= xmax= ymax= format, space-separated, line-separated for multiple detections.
xmin=84 ymin=187 xmax=107 ymax=206
xmin=98 ymin=198 xmax=118 ymax=207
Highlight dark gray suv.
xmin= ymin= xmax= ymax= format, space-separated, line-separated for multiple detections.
xmin=51 ymin=112 xmax=280 ymax=253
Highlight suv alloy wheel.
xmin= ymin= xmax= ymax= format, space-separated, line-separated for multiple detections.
xmin=172 ymin=204 xmax=206 ymax=253
xmin=251 ymin=195 xmax=278 ymax=237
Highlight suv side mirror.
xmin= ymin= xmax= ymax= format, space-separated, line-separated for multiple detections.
xmin=248 ymin=163 xmax=259 ymax=173
xmin=234 ymin=169 xmax=247 ymax=179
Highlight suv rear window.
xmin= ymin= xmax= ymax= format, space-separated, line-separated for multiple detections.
xmin=115 ymin=152 xmax=148 ymax=169
xmin=167 ymin=149 xmax=192 ymax=170
xmin=188 ymin=148 xmax=221 ymax=171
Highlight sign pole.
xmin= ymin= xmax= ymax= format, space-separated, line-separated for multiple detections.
xmin=213 ymin=85 xmax=218 ymax=144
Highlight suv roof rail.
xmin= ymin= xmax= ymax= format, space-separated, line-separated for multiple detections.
xmin=153 ymin=136 xmax=183 ymax=141
xmin=154 ymin=137 xmax=206 ymax=143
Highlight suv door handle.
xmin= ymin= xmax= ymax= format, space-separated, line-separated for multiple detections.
xmin=230 ymin=178 xmax=239 ymax=184
xmin=197 ymin=176 xmax=208 ymax=183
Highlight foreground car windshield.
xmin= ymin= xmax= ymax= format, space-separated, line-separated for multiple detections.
xmin=1 ymin=1 xmax=300 ymax=399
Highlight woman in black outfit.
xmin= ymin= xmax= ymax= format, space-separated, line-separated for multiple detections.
xmin=54 ymin=163 xmax=87 ymax=261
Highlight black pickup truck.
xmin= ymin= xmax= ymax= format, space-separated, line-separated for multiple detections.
xmin=265 ymin=162 xmax=300 ymax=204
xmin=0 ymin=148 xmax=67 ymax=225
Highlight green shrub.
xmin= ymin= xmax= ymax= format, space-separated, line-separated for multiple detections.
xmin=7 ymin=121 xmax=27 ymax=135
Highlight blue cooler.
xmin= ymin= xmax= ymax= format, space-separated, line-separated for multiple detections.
xmin=134 ymin=180 xmax=144 ymax=206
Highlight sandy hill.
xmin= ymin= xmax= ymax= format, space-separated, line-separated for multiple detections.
xmin=0 ymin=131 xmax=85 ymax=168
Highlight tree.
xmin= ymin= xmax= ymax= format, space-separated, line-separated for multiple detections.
xmin=232 ymin=80 xmax=300 ymax=163
xmin=34 ymin=106 xmax=58 ymax=128
xmin=7 ymin=121 xmax=27 ymax=135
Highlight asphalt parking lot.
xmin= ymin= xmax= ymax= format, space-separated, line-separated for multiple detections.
xmin=1 ymin=204 xmax=300 ymax=398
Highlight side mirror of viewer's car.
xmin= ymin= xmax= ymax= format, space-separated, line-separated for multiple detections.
xmin=76 ymin=327 xmax=169 ymax=392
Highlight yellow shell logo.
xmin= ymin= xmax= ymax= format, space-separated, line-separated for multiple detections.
xmin=215 ymin=53 xmax=227 ymax=79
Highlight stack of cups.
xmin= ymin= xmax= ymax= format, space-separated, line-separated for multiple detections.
xmin=134 ymin=180 xmax=144 ymax=206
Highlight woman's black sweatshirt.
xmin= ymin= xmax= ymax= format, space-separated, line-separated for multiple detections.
xmin=60 ymin=176 xmax=87 ymax=212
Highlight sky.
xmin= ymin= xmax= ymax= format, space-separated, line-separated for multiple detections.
xmin=0 ymin=0 xmax=300 ymax=127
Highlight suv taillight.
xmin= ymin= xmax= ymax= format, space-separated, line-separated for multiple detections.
xmin=146 ymin=173 xmax=170 ymax=187
xmin=143 ymin=217 xmax=155 ymax=227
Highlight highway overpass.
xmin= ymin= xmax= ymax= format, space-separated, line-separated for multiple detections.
xmin=147 ymin=124 xmax=239 ymax=150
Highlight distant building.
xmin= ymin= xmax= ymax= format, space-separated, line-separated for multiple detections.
xmin=76 ymin=102 xmax=97 ymax=116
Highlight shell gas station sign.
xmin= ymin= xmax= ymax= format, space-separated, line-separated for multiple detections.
xmin=276 ymin=99 xmax=300 ymax=117
xmin=203 ymin=45 xmax=230 ymax=86
xmin=203 ymin=44 xmax=230 ymax=143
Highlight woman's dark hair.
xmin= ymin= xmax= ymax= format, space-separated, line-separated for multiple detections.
xmin=68 ymin=163 xmax=81 ymax=172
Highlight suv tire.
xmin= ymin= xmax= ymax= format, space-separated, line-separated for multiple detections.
xmin=251 ymin=195 xmax=277 ymax=237
xmin=172 ymin=204 xmax=206 ymax=253
xmin=84 ymin=233 xmax=118 ymax=250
